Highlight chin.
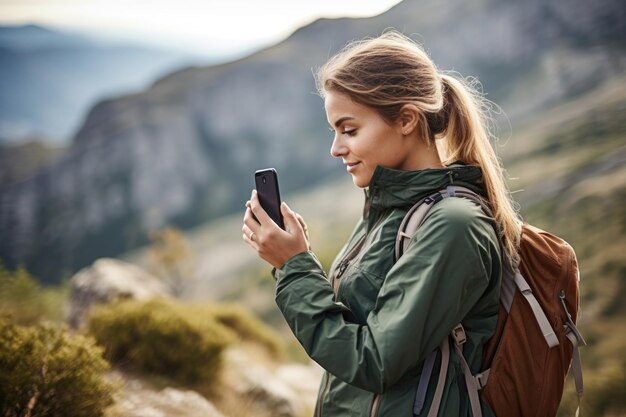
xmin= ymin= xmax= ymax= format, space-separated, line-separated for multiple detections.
xmin=351 ymin=175 xmax=371 ymax=189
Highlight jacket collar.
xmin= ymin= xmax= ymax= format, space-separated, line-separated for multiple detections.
xmin=365 ymin=162 xmax=486 ymax=214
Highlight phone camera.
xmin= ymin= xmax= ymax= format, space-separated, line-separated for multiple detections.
xmin=262 ymin=177 xmax=267 ymax=184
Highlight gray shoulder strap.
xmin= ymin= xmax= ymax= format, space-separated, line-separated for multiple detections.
xmin=396 ymin=186 xmax=488 ymax=262
xmin=426 ymin=338 xmax=450 ymax=417
xmin=395 ymin=192 xmax=441 ymax=261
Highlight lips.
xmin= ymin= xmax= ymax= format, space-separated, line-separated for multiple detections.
xmin=344 ymin=162 xmax=360 ymax=173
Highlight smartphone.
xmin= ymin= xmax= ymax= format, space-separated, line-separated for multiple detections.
xmin=254 ymin=168 xmax=285 ymax=229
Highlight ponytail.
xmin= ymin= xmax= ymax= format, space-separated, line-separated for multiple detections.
xmin=438 ymin=74 xmax=521 ymax=262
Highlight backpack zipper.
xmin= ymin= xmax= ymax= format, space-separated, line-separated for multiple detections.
xmin=559 ymin=290 xmax=586 ymax=345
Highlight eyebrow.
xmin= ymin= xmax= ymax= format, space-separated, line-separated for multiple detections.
xmin=332 ymin=116 xmax=356 ymax=129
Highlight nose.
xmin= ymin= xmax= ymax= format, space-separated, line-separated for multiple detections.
xmin=330 ymin=133 xmax=347 ymax=158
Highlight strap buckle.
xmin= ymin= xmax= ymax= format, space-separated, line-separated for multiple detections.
xmin=474 ymin=369 xmax=490 ymax=390
xmin=451 ymin=324 xmax=467 ymax=346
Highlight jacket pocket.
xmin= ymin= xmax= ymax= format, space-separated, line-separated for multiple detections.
xmin=339 ymin=265 xmax=384 ymax=319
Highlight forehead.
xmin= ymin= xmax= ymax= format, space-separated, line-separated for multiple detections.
xmin=324 ymin=91 xmax=372 ymax=123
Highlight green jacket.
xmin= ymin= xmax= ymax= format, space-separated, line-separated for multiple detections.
xmin=274 ymin=164 xmax=502 ymax=417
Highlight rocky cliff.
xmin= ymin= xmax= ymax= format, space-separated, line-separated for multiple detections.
xmin=1 ymin=0 xmax=624 ymax=283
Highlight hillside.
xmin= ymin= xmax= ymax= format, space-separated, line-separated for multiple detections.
xmin=0 ymin=0 xmax=624 ymax=285
xmin=0 ymin=140 xmax=67 ymax=187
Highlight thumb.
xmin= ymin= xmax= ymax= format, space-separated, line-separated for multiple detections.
xmin=281 ymin=202 xmax=302 ymax=232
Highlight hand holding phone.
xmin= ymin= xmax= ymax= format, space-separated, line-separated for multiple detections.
xmin=254 ymin=168 xmax=284 ymax=229
xmin=244 ymin=168 xmax=310 ymax=268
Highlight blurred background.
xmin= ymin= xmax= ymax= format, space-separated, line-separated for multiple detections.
xmin=0 ymin=0 xmax=624 ymax=416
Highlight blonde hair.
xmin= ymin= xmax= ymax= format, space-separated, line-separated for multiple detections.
xmin=315 ymin=31 xmax=521 ymax=261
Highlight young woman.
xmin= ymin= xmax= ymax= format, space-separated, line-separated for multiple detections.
xmin=242 ymin=31 xmax=520 ymax=417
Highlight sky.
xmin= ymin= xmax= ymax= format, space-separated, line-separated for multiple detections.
xmin=0 ymin=0 xmax=403 ymax=56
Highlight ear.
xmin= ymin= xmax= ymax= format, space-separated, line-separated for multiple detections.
xmin=397 ymin=104 xmax=420 ymax=136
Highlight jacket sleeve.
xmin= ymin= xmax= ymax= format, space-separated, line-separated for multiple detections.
xmin=274 ymin=198 xmax=500 ymax=393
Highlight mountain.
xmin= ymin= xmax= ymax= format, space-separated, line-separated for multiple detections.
xmin=0 ymin=140 xmax=66 ymax=187
xmin=0 ymin=0 xmax=624 ymax=284
xmin=0 ymin=24 xmax=214 ymax=143
xmin=0 ymin=24 xmax=95 ymax=49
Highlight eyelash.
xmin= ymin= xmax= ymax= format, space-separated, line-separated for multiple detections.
xmin=328 ymin=127 xmax=357 ymax=137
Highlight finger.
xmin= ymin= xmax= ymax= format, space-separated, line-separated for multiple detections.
xmin=295 ymin=214 xmax=308 ymax=232
xmin=295 ymin=213 xmax=311 ymax=249
xmin=281 ymin=202 xmax=304 ymax=235
xmin=243 ymin=207 xmax=261 ymax=232
xmin=242 ymin=223 xmax=260 ymax=248
xmin=242 ymin=222 xmax=264 ymax=248
xmin=248 ymin=190 xmax=274 ymax=226
xmin=242 ymin=231 xmax=260 ymax=251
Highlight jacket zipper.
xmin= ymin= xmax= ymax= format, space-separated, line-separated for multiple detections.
xmin=316 ymin=214 xmax=385 ymax=417
xmin=331 ymin=233 xmax=367 ymax=296
xmin=331 ymin=213 xmax=385 ymax=300
xmin=370 ymin=393 xmax=382 ymax=417
xmin=315 ymin=371 xmax=331 ymax=417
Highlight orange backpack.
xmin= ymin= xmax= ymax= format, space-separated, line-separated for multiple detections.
xmin=396 ymin=186 xmax=586 ymax=417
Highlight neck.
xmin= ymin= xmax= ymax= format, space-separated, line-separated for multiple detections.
xmin=399 ymin=140 xmax=445 ymax=171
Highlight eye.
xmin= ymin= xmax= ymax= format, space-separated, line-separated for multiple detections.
xmin=342 ymin=129 xmax=357 ymax=137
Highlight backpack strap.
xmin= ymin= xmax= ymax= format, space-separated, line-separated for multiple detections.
xmin=422 ymin=339 xmax=450 ymax=417
xmin=420 ymin=325 xmax=488 ymax=417
xmin=561 ymin=289 xmax=587 ymax=417
xmin=413 ymin=350 xmax=437 ymax=415
xmin=566 ymin=327 xmax=584 ymax=417
xmin=513 ymin=270 xmax=560 ymax=348
xmin=396 ymin=186 xmax=489 ymax=261
xmin=452 ymin=325 xmax=483 ymax=417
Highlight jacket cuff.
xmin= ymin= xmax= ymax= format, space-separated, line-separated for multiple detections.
xmin=273 ymin=251 xmax=324 ymax=285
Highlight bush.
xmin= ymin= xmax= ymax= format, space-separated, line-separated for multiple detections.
xmin=203 ymin=302 xmax=286 ymax=360
xmin=0 ymin=316 xmax=115 ymax=417
xmin=87 ymin=299 xmax=234 ymax=386
xmin=0 ymin=264 xmax=67 ymax=325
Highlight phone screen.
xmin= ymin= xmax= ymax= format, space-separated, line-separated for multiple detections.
xmin=254 ymin=168 xmax=284 ymax=229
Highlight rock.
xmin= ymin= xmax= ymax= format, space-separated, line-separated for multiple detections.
xmin=103 ymin=346 xmax=323 ymax=417
xmin=220 ymin=348 xmax=323 ymax=417
xmin=107 ymin=373 xmax=226 ymax=417
xmin=66 ymin=258 xmax=171 ymax=329
xmin=275 ymin=362 xmax=324 ymax=414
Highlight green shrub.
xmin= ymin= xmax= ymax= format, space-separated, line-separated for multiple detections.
xmin=202 ymin=302 xmax=286 ymax=359
xmin=87 ymin=299 xmax=233 ymax=386
xmin=0 ymin=264 xmax=68 ymax=325
xmin=0 ymin=316 xmax=115 ymax=417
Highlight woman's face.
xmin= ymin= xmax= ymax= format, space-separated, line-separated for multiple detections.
xmin=325 ymin=90 xmax=416 ymax=188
